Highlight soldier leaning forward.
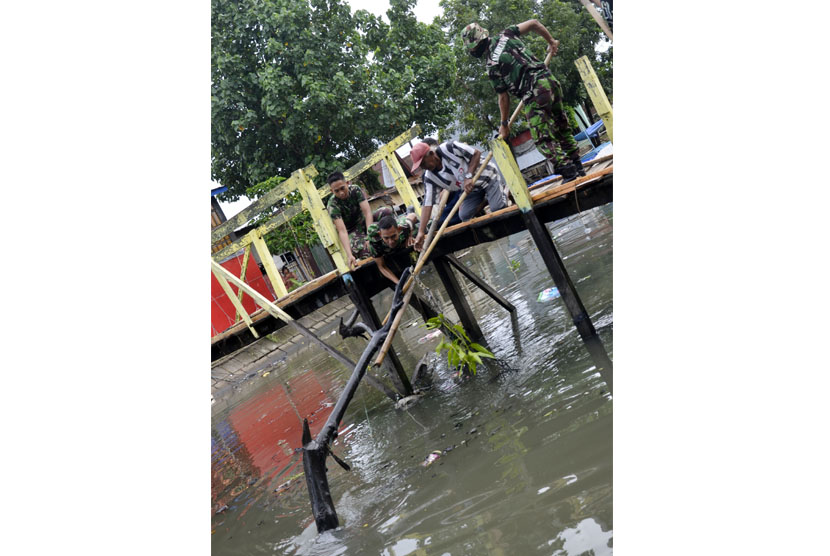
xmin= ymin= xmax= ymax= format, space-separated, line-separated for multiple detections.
xmin=462 ymin=20 xmax=586 ymax=183
xmin=326 ymin=171 xmax=393 ymax=269
xmin=367 ymin=213 xmax=419 ymax=285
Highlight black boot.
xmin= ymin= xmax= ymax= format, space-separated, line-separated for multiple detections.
xmin=555 ymin=163 xmax=578 ymax=184
xmin=572 ymin=157 xmax=586 ymax=177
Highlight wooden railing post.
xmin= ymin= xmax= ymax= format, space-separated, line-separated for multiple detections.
xmin=250 ymin=229 xmax=288 ymax=299
xmin=575 ymin=56 xmax=613 ymax=142
xmin=294 ymin=167 xmax=350 ymax=274
xmin=383 ymin=149 xmax=421 ymax=218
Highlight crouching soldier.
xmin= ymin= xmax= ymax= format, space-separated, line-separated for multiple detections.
xmin=368 ymin=213 xmax=419 ymax=285
xmin=409 ymin=139 xmax=506 ymax=251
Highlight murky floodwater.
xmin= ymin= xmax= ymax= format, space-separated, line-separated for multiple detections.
xmin=212 ymin=204 xmax=613 ymax=555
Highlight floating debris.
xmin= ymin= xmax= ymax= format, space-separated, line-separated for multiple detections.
xmin=417 ymin=330 xmax=442 ymax=344
xmin=395 ymin=394 xmax=424 ymax=410
xmin=422 ymin=450 xmax=443 ymax=467
xmin=537 ymin=287 xmax=561 ymax=302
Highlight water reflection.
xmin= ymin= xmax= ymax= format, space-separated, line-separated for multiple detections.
xmin=212 ymin=205 xmax=613 ymax=555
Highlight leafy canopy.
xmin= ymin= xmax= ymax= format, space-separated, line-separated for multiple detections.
xmin=212 ymin=0 xmax=456 ymax=201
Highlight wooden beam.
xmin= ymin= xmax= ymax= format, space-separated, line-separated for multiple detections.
xmin=211 ymin=260 xmax=359 ymax=371
xmin=490 ymin=138 xmax=533 ymax=211
xmin=250 ymin=229 xmax=289 ymax=299
xmin=383 ymin=152 xmax=421 ymax=218
xmin=578 ymin=0 xmax=613 ymax=40
xmin=233 ymin=244 xmax=252 ymax=323
xmin=343 ymin=126 xmax=421 ymax=182
xmin=295 ymin=167 xmax=350 ymax=274
xmin=211 ymin=203 xmax=303 ymax=262
xmin=445 ymin=254 xmax=516 ymax=314
xmin=210 ymin=165 xmax=318 ymax=245
xmin=575 ymin=56 xmax=613 ymax=142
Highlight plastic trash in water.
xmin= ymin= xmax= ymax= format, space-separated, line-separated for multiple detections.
xmin=418 ymin=330 xmax=443 ymax=344
xmin=422 ymin=450 xmax=443 ymax=467
xmin=537 ymin=287 xmax=561 ymax=302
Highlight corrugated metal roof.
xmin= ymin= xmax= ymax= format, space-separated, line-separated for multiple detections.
xmin=515 ymin=148 xmax=547 ymax=170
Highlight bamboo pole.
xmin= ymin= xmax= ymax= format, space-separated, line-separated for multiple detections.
xmin=373 ymin=142 xmax=501 ymax=364
xmin=379 ymin=148 xmax=493 ymax=328
xmin=373 ymin=189 xmax=450 ymax=366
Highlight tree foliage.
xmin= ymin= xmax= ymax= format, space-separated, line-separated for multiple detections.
xmin=212 ymin=0 xmax=456 ymax=201
xmin=436 ymin=0 xmax=612 ymax=144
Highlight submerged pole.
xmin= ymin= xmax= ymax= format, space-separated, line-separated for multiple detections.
xmin=521 ymin=210 xmax=613 ymax=391
xmin=302 ymin=269 xmax=412 ymax=533
xmin=432 ymin=255 xmax=485 ymax=341
xmin=445 ymin=254 xmax=516 ymax=314
xmin=490 ymin=137 xmax=613 ymax=392
xmin=344 ymin=275 xmax=412 ymax=397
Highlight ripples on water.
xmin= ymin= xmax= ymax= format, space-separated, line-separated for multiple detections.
xmin=212 ymin=205 xmax=613 ymax=555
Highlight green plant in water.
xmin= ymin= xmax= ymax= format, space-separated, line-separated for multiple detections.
xmin=509 ymin=259 xmax=521 ymax=272
xmin=423 ymin=314 xmax=495 ymax=377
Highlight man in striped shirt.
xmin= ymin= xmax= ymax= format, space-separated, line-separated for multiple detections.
xmin=409 ymin=140 xmax=507 ymax=251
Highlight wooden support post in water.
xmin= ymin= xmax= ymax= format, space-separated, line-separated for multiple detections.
xmin=520 ymin=211 xmax=613 ymax=391
xmin=432 ymin=256 xmax=485 ymax=341
xmin=445 ymin=254 xmax=516 ymax=314
xmin=491 ymin=136 xmax=613 ymax=392
xmin=344 ymin=275 xmax=412 ymax=397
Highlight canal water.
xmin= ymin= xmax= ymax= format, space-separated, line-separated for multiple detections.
xmin=212 ymin=204 xmax=613 ymax=555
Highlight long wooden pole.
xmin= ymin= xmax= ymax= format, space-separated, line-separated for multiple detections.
xmin=578 ymin=0 xmax=613 ymax=41
xmin=373 ymin=190 xmax=450 ymax=366
xmin=375 ymin=47 xmax=554 ymax=364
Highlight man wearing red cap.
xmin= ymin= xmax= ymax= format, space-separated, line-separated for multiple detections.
xmin=409 ymin=139 xmax=506 ymax=251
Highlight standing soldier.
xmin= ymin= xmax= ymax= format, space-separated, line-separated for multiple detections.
xmin=462 ymin=20 xmax=585 ymax=183
xmin=326 ymin=171 xmax=393 ymax=269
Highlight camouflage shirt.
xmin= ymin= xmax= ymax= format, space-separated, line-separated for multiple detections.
xmin=367 ymin=215 xmax=417 ymax=258
xmin=487 ymin=25 xmax=548 ymax=101
xmin=326 ymin=185 xmax=367 ymax=232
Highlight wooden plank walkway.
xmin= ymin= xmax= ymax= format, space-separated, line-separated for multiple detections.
xmin=211 ymin=156 xmax=612 ymax=361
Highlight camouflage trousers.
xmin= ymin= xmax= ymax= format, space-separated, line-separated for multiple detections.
xmin=523 ymin=75 xmax=579 ymax=168
xmin=348 ymin=207 xmax=393 ymax=259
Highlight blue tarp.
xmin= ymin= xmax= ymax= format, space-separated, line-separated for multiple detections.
xmin=527 ymin=141 xmax=612 ymax=187
xmin=573 ymin=119 xmax=604 ymax=142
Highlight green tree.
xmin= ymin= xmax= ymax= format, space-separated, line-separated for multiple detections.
xmin=212 ymin=0 xmax=456 ymax=201
xmin=437 ymin=0 xmax=611 ymax=144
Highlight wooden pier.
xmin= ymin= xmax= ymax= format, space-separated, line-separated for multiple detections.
xmin=212 ymin=114 xmax=615 ymax=410
xmin=211 ymin=146 xmax=612 ymax=365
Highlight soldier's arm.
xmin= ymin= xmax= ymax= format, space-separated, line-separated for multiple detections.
xmin=360 ymin=199 xmax=373 ymax=231
xmin=516 ymin=19 xmax=558 ymax=54
xmin=333 ymin=217 xmax=356 ymax=267
xmin=498 ymin=92 xmax=511 ymax=139
xmin=374 ymin=256 xmax=399 ymax=284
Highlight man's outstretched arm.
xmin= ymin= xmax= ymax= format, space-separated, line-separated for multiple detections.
xmin=516 ymin=19 xmax=559 ymax=56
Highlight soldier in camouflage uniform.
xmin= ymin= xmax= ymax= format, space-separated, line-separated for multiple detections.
xmin=368 ymin=213 xmax=419 ymax=285
xmin=462 ymin=20 xmax=585 ymax=183
xmin=326 ymin=171 xmax=393 ymax=269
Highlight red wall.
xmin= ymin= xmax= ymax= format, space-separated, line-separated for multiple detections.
xmin=211 ymin=254 xmax=276 ymax=336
